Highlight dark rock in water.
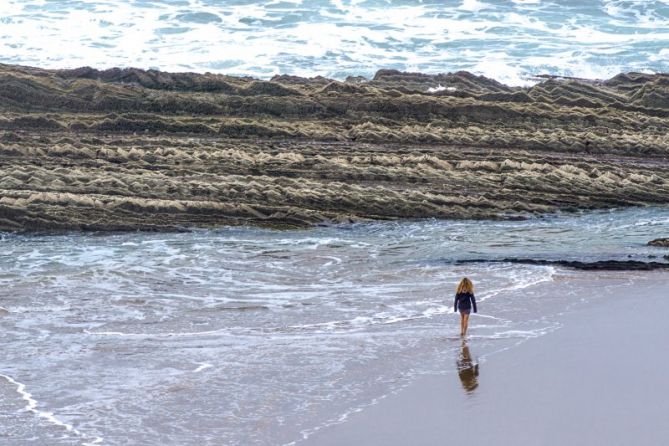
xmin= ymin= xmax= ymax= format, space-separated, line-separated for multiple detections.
xmin=648 ymin=238 xmax=669 ymax=247
xmin=1 ymin=62 xmax=669 ymax=231
xmin=603 ymin=72 xmax=661 ymax=88
xmin=371 ymin=69 xmax=511 ymax=94
xmin=271 ymin=74 xmax=330 ymax=86
xmin=56 ymin=66 xmax=238 ymax=93
xmin=457 ymin=258 xmax=669 ymax=271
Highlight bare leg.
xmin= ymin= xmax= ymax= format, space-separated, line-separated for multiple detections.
xmin=460 ymin=313 xmax=465 ymax=336
xmin=463 ymin=313 xmax=470 ymax=336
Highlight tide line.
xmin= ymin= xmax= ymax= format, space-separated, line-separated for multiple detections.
xmin=0 ymin=372 xmax=103 ymax=445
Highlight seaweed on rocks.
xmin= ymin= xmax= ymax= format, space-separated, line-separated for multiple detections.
xmin=1 ymin=63 xmax=669 ymax=231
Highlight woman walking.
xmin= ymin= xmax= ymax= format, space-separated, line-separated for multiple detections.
xmin=454 ymin=278 xmax=477 ymax=336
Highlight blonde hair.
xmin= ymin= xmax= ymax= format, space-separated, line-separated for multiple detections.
xmin=456 ymin=277 xmax=474 ymax=294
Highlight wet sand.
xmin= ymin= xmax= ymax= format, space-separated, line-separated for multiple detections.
xmin=303 ymin=273 xmax=669 ymax=446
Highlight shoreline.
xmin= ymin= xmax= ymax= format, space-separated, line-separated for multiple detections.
xmin=1 ymin=64 xmax=669 ymax=231
xmin=3 ymin=225 xmax=669 ymax=444
xmin=301 ymin=272 xmax=669 ymax=445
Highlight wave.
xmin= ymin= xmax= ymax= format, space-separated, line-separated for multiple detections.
xmin=1 ymin=0 xmax=669 ymax=85
xmin=0 ymin=372 xmax=103 ymax=445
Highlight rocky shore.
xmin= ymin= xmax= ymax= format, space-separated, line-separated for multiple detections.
xmin=648 ymin=238 xmax=669 ymax=247
xmin=1 ymin=63 xmax=669 ymax=231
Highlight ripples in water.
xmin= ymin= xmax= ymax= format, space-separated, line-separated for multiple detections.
xmin=1 ymin=207 xmax=668 ymax=444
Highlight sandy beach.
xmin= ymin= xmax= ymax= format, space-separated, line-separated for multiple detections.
xmin=303 ymin=272 xmax=669 ymax=446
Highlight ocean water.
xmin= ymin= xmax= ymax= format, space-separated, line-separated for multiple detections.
xmin=1 ymin=207 xmax=669 ymax=445
xmin=1 ymin=0 xmax=669 ymax=85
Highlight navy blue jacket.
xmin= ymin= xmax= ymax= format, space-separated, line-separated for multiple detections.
xmin=454 ymin=292 xmax=477 ymax=313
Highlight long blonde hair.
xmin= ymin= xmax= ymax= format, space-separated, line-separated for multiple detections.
xmin=456 ymin=277 xmax=474 ymax=294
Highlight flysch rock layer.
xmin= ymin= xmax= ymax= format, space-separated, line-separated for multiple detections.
xmin=1 ymin=64 xmax=669 ymax=231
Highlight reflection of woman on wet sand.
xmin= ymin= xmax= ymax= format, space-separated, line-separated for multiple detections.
xmin=454 ymin=277 xmax=477 ymax=336
xmin=457 ymin=341 xmax=479 ymax=393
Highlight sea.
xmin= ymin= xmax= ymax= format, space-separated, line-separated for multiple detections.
xmin=2 ymin=208 xmax=669 ymax=445
xmin=1 ymin=0 xmax=669 ymax=85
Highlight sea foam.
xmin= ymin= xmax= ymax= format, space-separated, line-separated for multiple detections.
xmin=1 ymin=0 xmax=669 ymax=84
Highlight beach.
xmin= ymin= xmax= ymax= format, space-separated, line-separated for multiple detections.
xmin=2 ymin=218 xmax=669 ymax=445
xmin=3 ymin=1 xmax=669 ymax=445
xmin=2 ymin=62 xmax=669 ymax=444
xmin=304 ymin=272 xmax=669 ymax=446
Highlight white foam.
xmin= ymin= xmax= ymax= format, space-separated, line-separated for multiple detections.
xmin=0 ymin=373 xmax=103 ymax=445
xmin=285 ymin=390 xmax=396 ymax=446
xmin=469 ymin=324 xmax=560 ymax=340
xmin=193 ymin=362 xmax=214 ymax=373
xmin=84 ymin=328 xmax=231 ymax=338
xmin=459 ymin=0 xmax=487 ymax=12
xmin=477 ymin=265 xmax=555 ymax=302
xmin=427 ymin=84 xmax=457 ymax=93
xmin=1 ymin=0 xmax=668 ymax=85
xmin=317 ymin=255 xmax=343 ymax=266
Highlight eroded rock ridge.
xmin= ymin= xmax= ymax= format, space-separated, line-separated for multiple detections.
xmin=1 ymin=64 xmax=669 ymax=231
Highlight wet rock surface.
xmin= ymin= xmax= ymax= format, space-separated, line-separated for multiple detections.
xmin=1 ymin=63 xmax=669 ymax=231
xmin=457 ymin=258 xmax=669 ymax=271
xmin=648 ymin=238 xmax=669 ymax=247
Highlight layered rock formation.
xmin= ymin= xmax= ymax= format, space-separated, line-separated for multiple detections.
xmin=1 ymin=63 xmax=669 ymax=231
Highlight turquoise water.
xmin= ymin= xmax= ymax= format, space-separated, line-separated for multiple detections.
xmin=1 ymin=1 xmax=669 ymax=84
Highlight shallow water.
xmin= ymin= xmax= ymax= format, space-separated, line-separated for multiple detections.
xmin=1 ymin=207 xmax=669 ymax=445
xmin=1 ymin=1 xmax=669 ymax=84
